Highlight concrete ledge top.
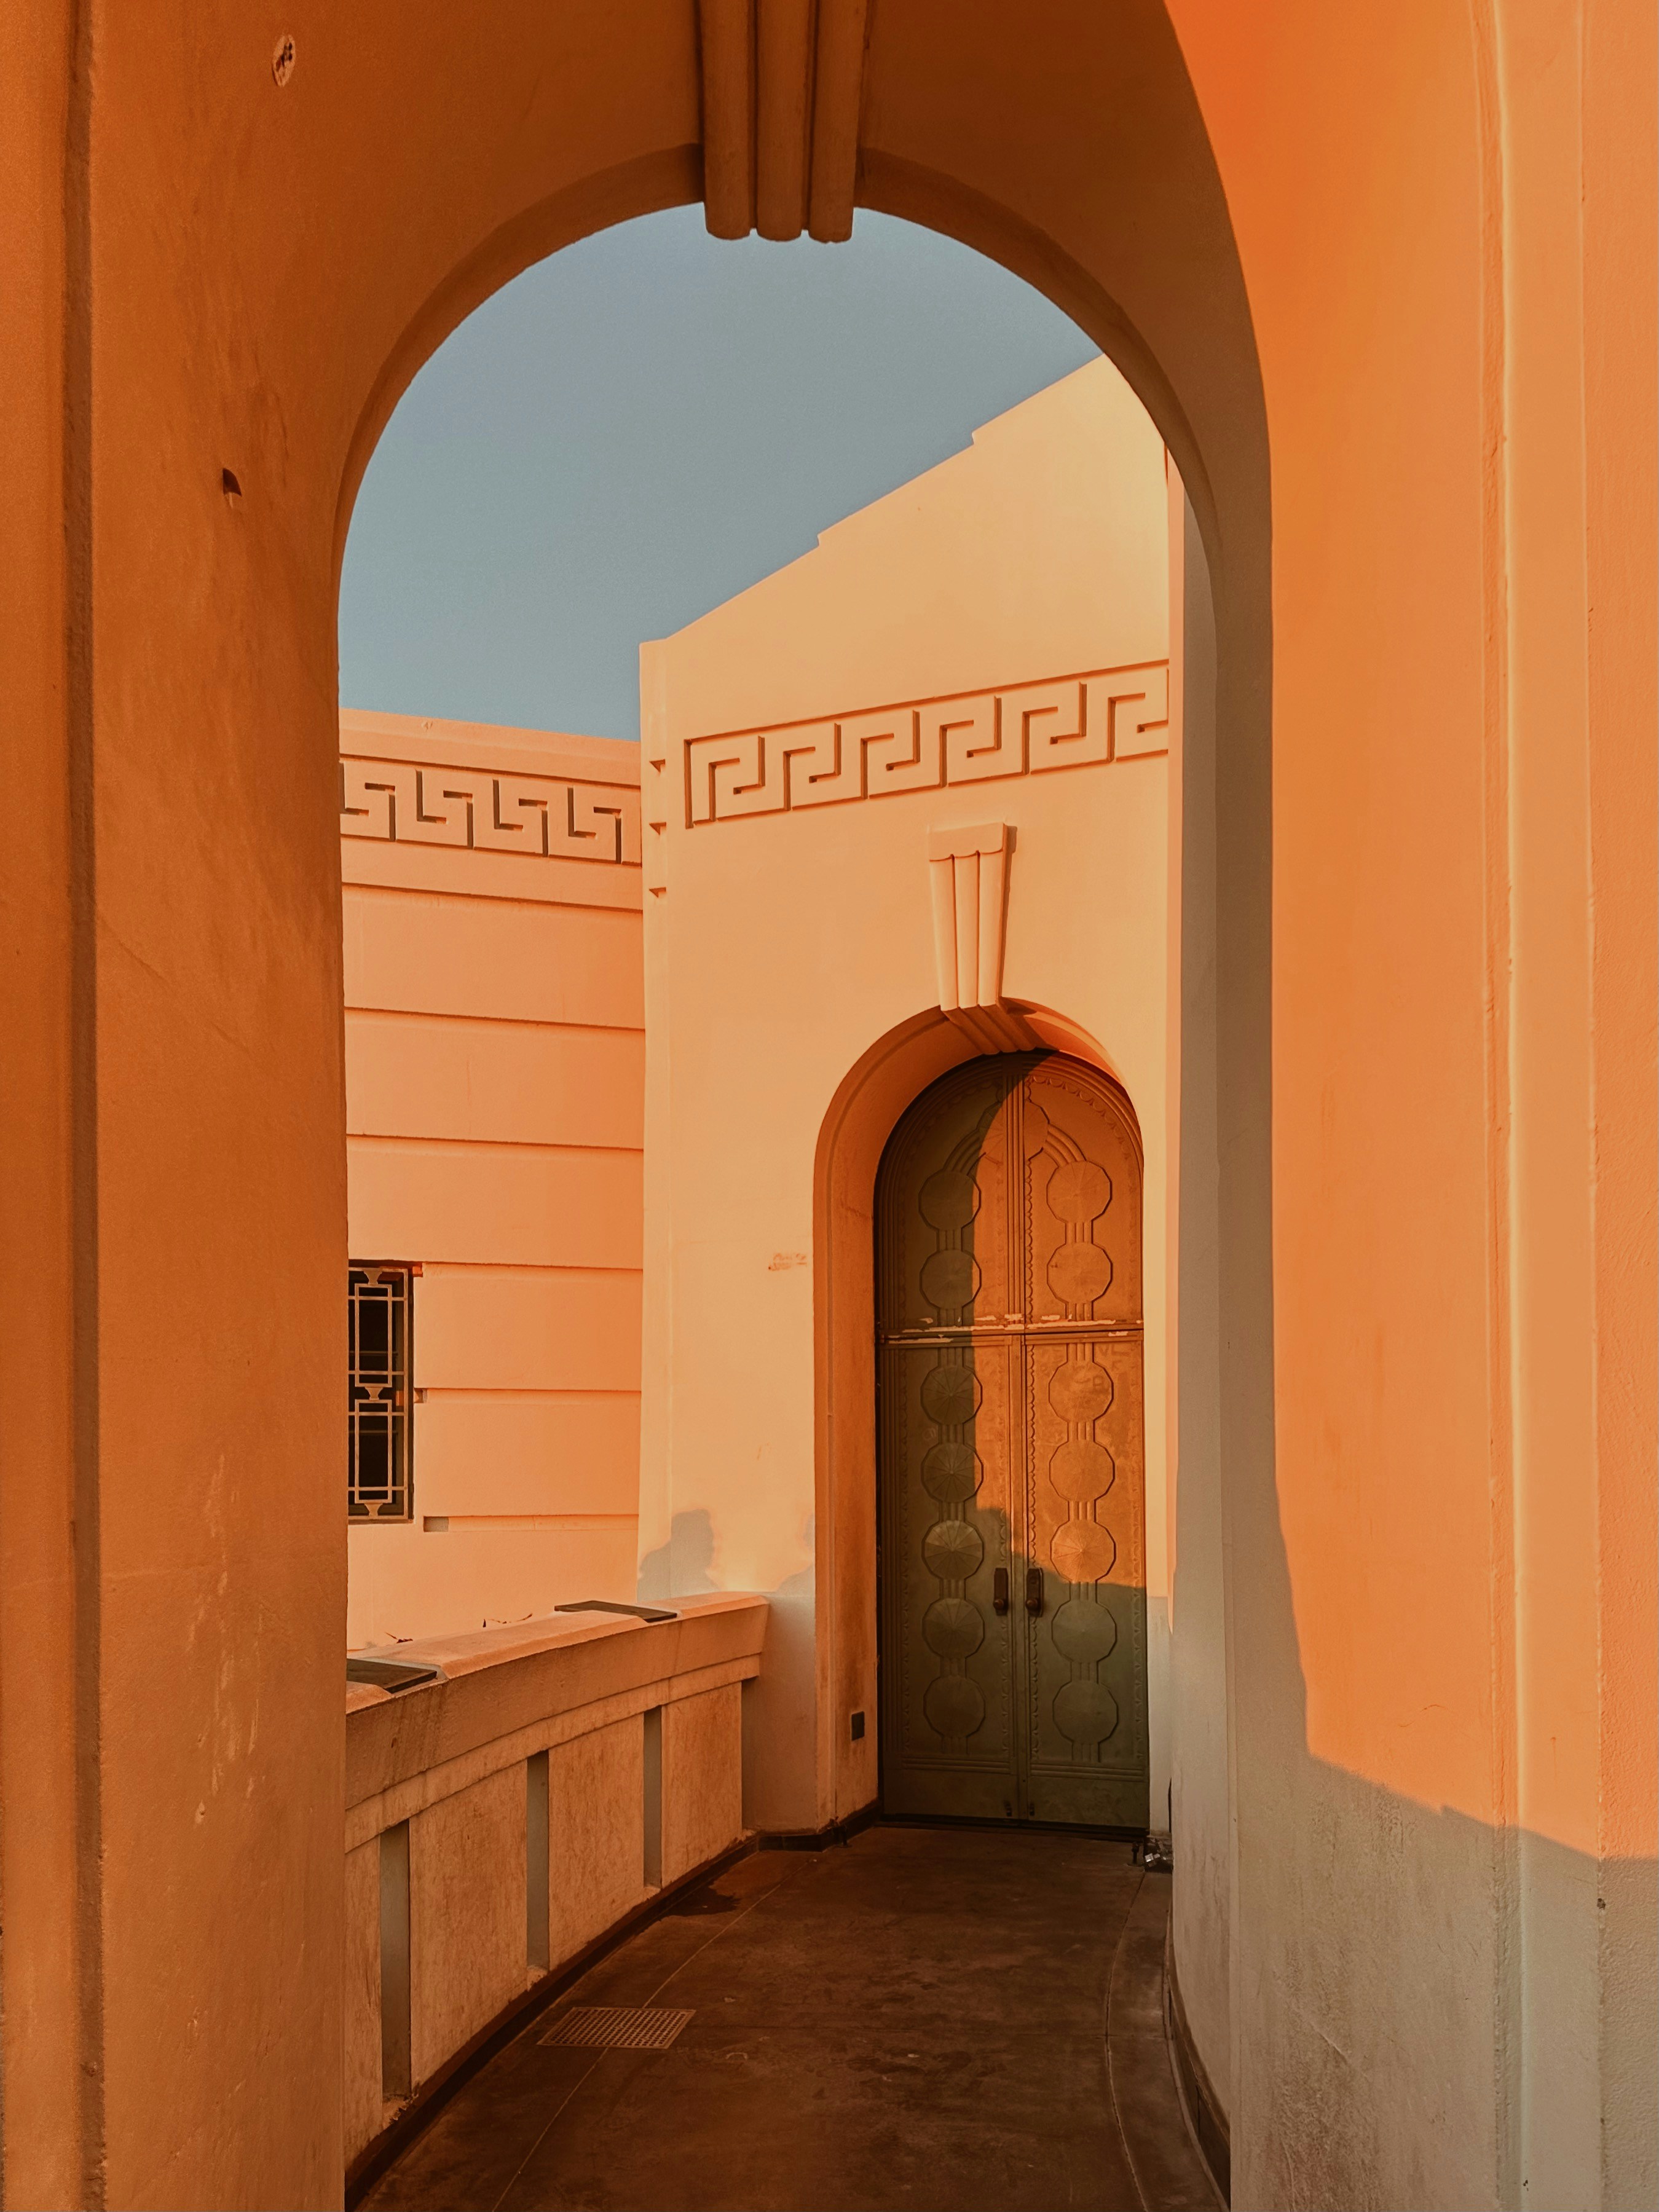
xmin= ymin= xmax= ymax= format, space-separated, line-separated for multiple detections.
xmin=339 ymin=707 xmax=640 ymax=787
xmin=345 ymin=1593 xmax=768 ymax=1813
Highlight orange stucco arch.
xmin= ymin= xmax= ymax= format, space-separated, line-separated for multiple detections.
xmin=4 ymin=3 xmax=1652 ymax=2208
xmin=12 ymin=14 xmax=1277 ymax=2192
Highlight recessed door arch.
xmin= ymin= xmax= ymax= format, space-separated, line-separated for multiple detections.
xmin=876 ymin=1050 xmax=1149 ymax=1829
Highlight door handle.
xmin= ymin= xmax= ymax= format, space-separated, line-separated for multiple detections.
xmin=1026 ymin=1568 xmax=1045 ymax=1616
xmin=992 ymin=1567 xmax=1009 ymax=1615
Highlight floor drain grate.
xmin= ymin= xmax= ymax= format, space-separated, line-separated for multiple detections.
xmin=539 ymin=2005 xmax=695 ymax=2052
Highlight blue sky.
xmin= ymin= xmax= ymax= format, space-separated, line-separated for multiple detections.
xmin=338 ymin=208 xmax=1097 ymax=742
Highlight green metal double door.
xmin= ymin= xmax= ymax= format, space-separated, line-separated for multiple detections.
xmin=877 ymin=1053 xmax=1149 ymax=1829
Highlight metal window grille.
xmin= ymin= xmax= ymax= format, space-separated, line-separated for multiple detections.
xmin=349 ymin=1263 xmax=412 ymax=1521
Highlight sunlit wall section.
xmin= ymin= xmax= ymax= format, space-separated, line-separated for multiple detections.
xmin=340 ymin=712 xmax=644 ymax=1645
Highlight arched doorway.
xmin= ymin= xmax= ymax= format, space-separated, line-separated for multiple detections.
xmin=875 ymin=1052 xmax=1148 ymax=1828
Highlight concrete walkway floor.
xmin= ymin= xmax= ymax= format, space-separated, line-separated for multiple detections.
xmin=362 ymin=1824 xmax=1220 ymax=2212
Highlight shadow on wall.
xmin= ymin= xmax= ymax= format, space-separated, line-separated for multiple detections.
xmin=640 ymin=1511 xmax=820 ymax=1832
xmin=1192 ymin=1265 xmax=1659 ymax=2209
xmin=1225 ymin=1758 xmax=1658 ymax=2212
xmin=638 ymin=1509 xmax=720 ymax=1599
xmin=637 ymin=1509 xmax=815 ymax=1618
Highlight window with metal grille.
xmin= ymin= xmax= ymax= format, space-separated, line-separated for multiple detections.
xmin=348 ymin=1263 xmax=412 ymax=1521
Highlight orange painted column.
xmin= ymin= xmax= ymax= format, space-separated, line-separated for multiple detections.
xmin=1165 ymin=1 xmax=1657 ymax=2200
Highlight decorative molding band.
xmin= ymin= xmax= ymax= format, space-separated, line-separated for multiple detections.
xmin=928 ymin=823 xmax=1041 ymax=1055
xmin=341 ymin=758 xmax=640 ymax=866
xmin=699 ymin=0 xmax=870 ymax=242
xmin=683 ymin=659 xmax=1168 ymax=827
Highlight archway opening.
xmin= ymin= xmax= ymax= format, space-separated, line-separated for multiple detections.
xmin=330 ymin=186 xmax=1230 ymax=2170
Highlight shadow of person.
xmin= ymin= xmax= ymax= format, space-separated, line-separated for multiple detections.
xmin=637 ymin=1506 xmax=719 ymax=1600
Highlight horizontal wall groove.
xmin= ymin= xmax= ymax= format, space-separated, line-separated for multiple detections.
xmin=344 ymin=1007 xmax=646 ymax=1038
xmin=344 ymin=1003 xmax=644 ymax=1034
xmin=342 ymin=881 xmax=641 ymax=919
xmin=421 ymin=1513 xmax=637 ymax=1529
xmin=412 ymin=1387 xmax=642 ymax=1402
xmin=410 ymin=1261 xmax=644 ymax=1278
xmin=347 ymin=1133 xmax=644 ymax=1159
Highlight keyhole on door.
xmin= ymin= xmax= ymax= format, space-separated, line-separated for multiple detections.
xmin=1026 ymin=1568 xmax=1045 ymax=1616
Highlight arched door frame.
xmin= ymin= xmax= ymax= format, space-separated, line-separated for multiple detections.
xmin=811 ymin=1004 xmax=1173 ymax=1833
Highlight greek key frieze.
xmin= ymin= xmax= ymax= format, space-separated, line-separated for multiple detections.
xmin=683 ymin=661 xmax=1167 ymax=829
xmin=340 ymin=759 xmax=640 ymax=865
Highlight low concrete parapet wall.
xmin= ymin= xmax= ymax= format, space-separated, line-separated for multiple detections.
xmin=344 ymin=1594 xmax=766 ymax=2170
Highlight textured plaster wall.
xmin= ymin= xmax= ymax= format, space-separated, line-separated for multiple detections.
xmin=341 ymin=714 xmax=645 ymax=1644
